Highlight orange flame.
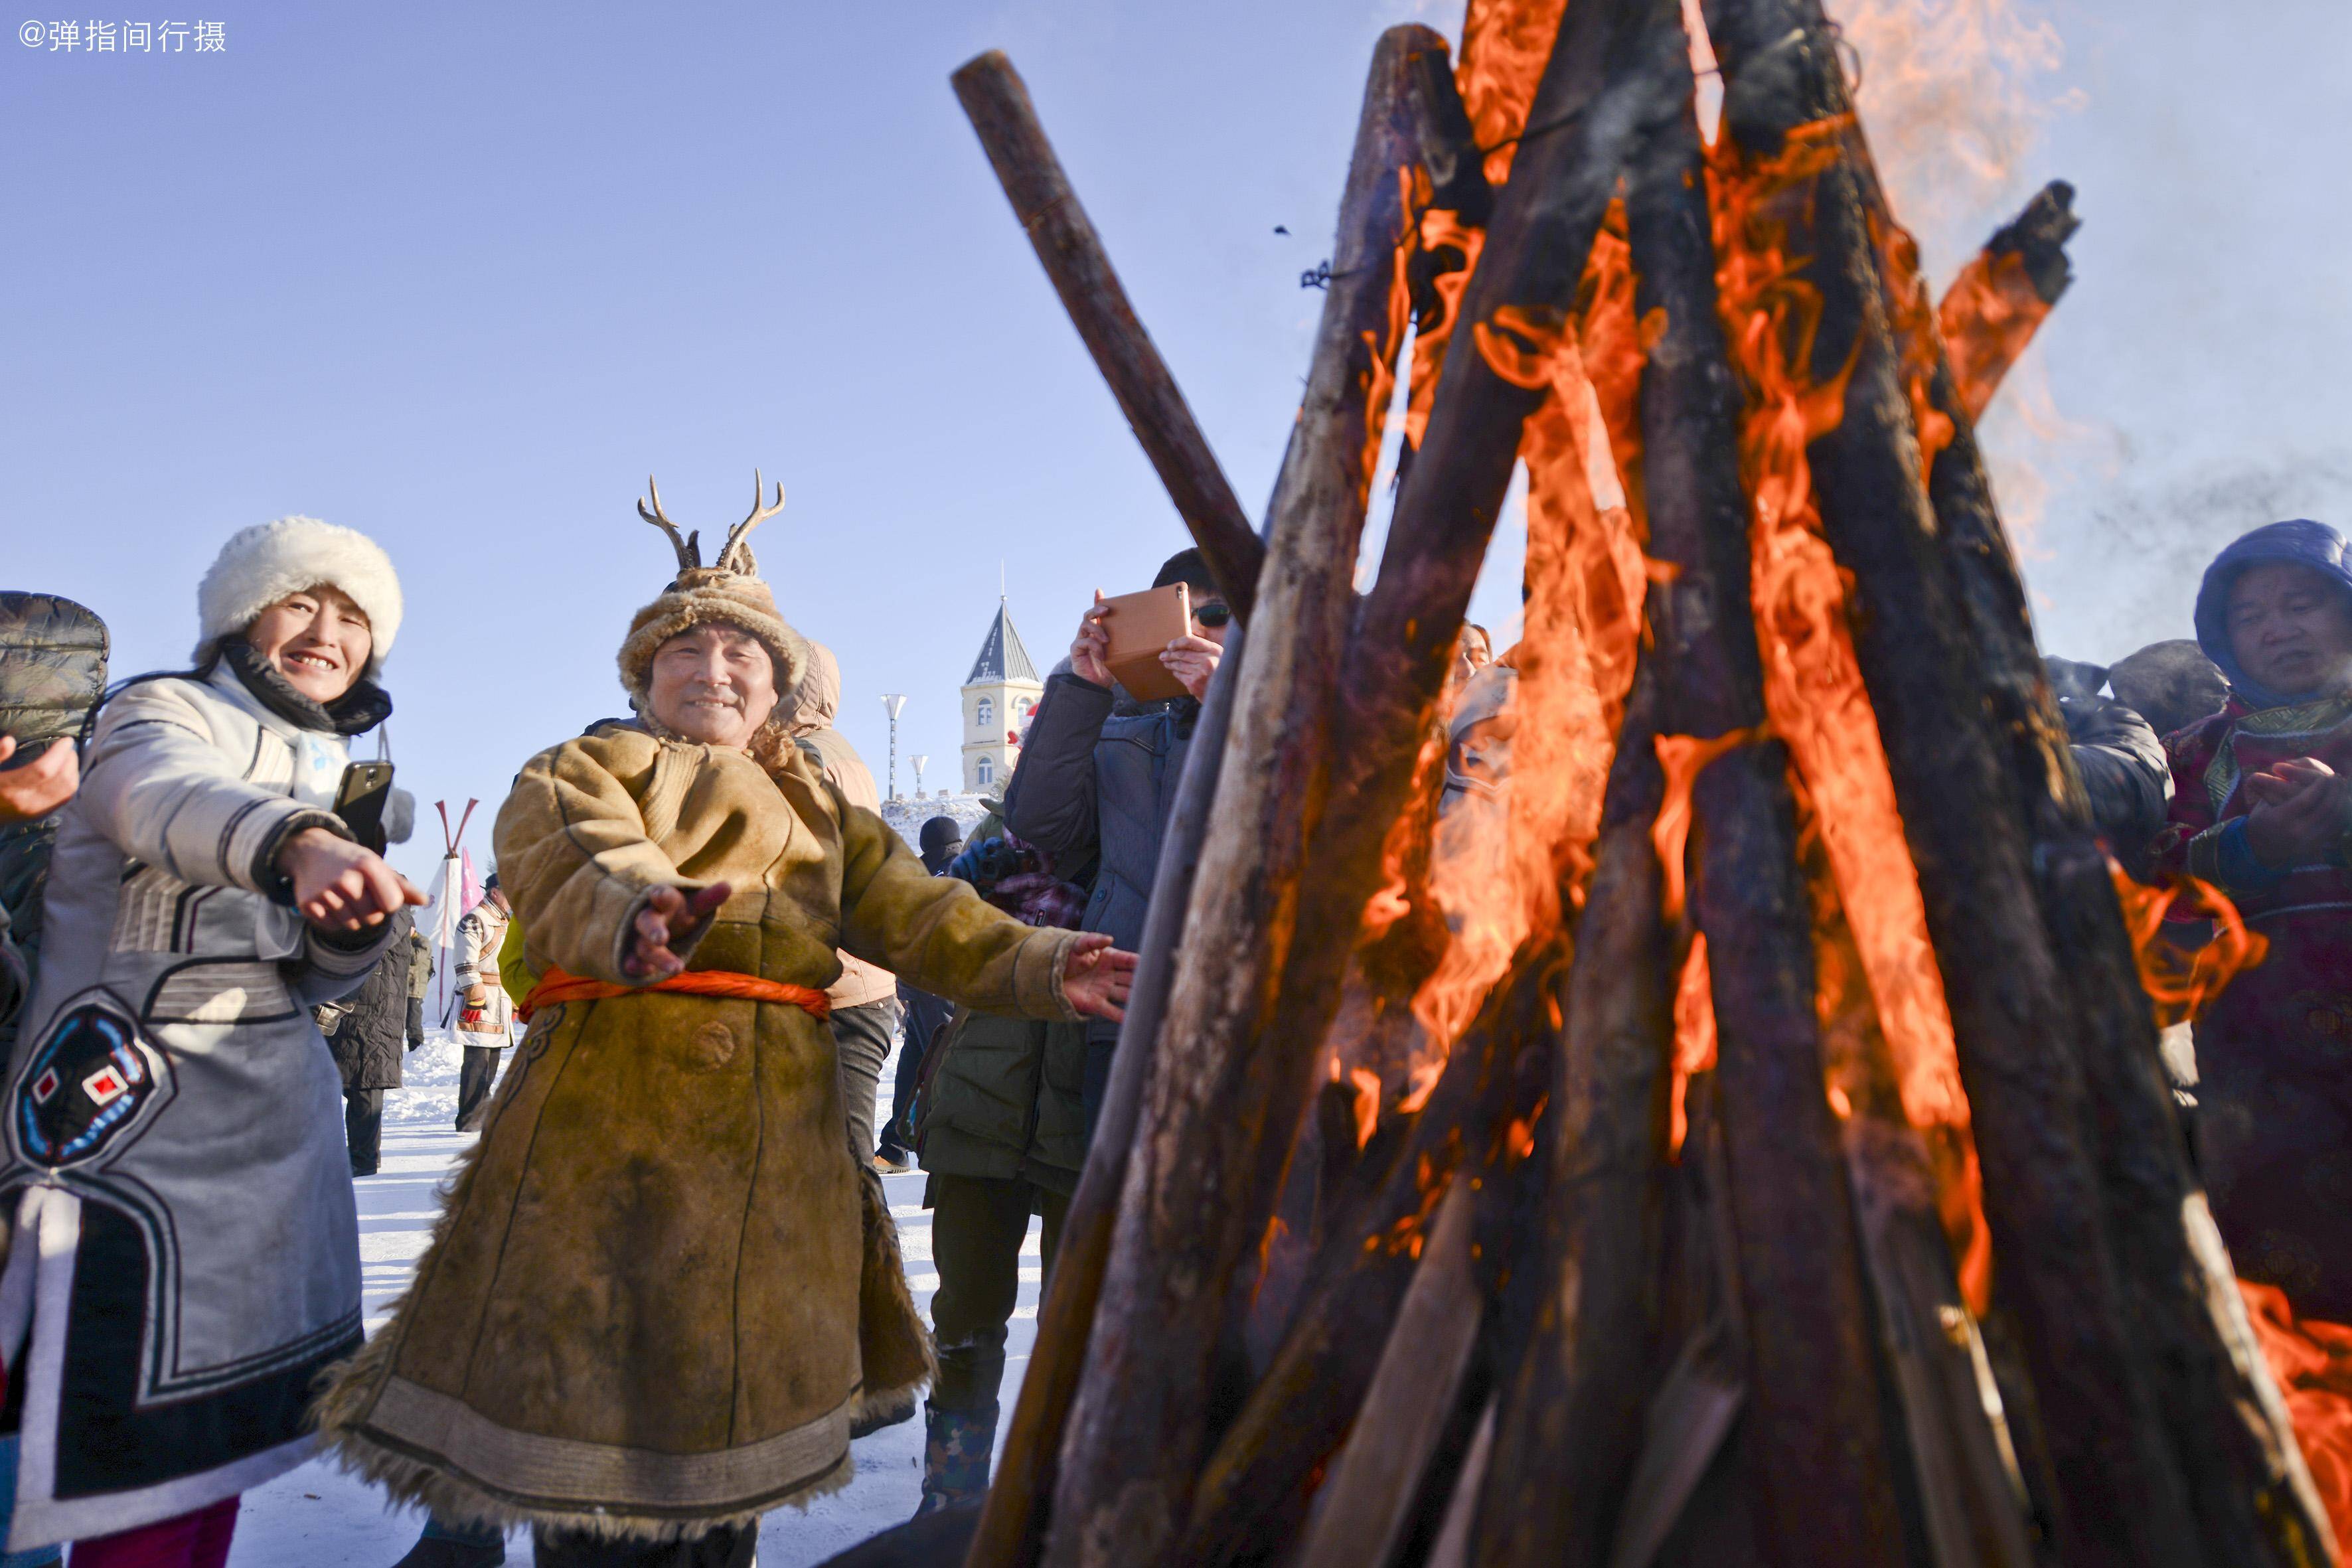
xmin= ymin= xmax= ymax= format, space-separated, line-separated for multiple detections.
xmin=2239 ymin=1278 xmax=2352 ymax=1549
xmin=1403 ymin=208 xmax=1488 ymax=459
xmin=1652 ymin=728 xmax=1768 ymax=925
xmin=1347 ymin=1066 xmax=1382 ymax=1150
xmin=1709 ymin=118 xmax=1968 ymax=1137
xmin=2108 ymin=864 xmax=2270 ymax=1029
xmin=1668 ymin=933 xmax=1718 ymax=1157
xmin=1362 ymin=163 xmax=1426 ymax=495
xmin=1454 ymin=0 xmax=1567 ymax=187
xmin=1936 ymin=246 xmax=2051 ymax=424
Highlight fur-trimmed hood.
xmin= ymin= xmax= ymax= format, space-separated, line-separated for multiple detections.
xmin=195 ymin=517 xmax=402 ymax=674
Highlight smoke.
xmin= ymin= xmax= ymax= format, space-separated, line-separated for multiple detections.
xmin=2026 ymin=451 xmax=2352 ymax=663
xmin=1828 ymin=0 xmax=2082 ymax=280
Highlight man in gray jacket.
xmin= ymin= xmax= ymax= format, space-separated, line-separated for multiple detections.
xmin=1003 ymin=548 xmax=1229 ymax=1131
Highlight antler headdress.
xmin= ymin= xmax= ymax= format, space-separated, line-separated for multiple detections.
xmin=617 ymin=469 xmax=807 ymax=705
xmin=637 ymin=471 xmax=787 ymax=577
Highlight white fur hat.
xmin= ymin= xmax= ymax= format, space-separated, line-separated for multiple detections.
xmin=194 ymin=516 xmax=403 ymax=674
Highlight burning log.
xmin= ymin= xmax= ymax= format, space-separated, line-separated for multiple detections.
xmin=1700 ymin=2 xmax=2334 ymax=1564
xmin=951 ymin=53 xmax=1265 ymax=619
xmin=959 ymin=24 xmax=1445 ymax=1568
xmin=1480 ymin=4 xmax=1903 ymax=1559
xmin=1936 ymin=181 xmax=2077 ymax=424
xmin=961 ymin=615 xmax=1246 ymax=1568
xmin=1177 ymin=940 xmax=1560 ymax=1568
xmin=1802 ymin=6 xmax=2337 ymax=1559
xmin=1470 ymin=659 xmax=1676 ymax=1568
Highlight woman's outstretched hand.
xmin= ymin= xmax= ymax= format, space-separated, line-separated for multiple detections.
xmin=623 ymin=883 xmax=732 ymax=980
xmin=279 ymin=826 xmax=428 ymax=933
xmin=1061 ymin=932 xmax=1138 ymax=1022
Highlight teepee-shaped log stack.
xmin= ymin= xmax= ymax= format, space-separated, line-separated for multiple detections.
xmin=944 ymin=2 xmax=2338 ymax=1565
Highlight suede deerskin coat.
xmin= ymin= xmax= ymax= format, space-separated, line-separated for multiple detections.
xmin=317 ymin=723 xmax=1086 ymax=1539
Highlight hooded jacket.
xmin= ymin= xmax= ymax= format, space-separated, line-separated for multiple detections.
xmin=788 ymin=643 xmax=898 ymax=1010
xmin=2151 ymin=519 xmax=2352 ymax=1320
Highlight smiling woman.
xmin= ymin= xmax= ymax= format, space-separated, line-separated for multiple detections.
xmin=0 ymin=516 xmax=423 ymax=1563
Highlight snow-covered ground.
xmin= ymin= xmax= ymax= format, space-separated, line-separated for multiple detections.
xmin=232 ymin=1031 xmax=1044 ymax=1567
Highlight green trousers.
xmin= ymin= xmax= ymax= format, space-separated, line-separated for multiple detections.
xmin=927 ymin=1172 xmax=1068 ymax=1413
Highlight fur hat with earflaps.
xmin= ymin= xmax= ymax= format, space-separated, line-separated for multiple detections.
xmin=195 ymin=516 xmax=404 ymax=674
xmin=617 ymin=472 xmax=809 ymax=706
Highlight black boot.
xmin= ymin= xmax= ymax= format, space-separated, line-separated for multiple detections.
xmin=915 ymin=1399 xmax=998 ymax=1517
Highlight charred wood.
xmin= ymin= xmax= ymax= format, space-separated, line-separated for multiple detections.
xmin=1472 ymin=658 xmax=1674 ymax=1567
xmin=1292 ymin=1181 xmax=1482 ymax=1568
xmin=1032 ymin=27 xmax=1447 ymax=1568
xmin=1701 ymin=2 xmax=2207 ymax=1563
xmin=1936 ymin=181 xmax=2076 ymax=423
xmin=959 ymin=616 xmax=1245 ymax=1568
xmin=1176 ymin=941 xmax=1561 ymax=1568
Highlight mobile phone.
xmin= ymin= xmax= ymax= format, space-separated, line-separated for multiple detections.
xmin=1096 ymin=583 xmax=1193 ymax=703
xmin=335 ymin=761 xmax=396 ymax=854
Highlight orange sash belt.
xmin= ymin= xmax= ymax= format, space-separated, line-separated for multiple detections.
xmin=519 ymin=966 xmax=832 ymax=1024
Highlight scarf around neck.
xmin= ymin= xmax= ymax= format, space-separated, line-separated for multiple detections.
xmin=220 ymin=637 xmax=393 ymax=737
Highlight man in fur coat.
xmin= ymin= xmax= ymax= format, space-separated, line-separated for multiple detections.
xmin=317 ymin=480 xmax=1134 ymax=1568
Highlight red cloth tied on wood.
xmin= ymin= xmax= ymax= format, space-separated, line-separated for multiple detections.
xmin=518 ymin=965 xmax=832 ymax=1024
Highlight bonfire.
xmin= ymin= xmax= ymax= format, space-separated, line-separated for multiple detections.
xmin=937 ymin=0 xmax=2346 ymax=1563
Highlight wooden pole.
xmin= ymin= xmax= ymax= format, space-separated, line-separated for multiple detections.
xmin=1819 ymin=26 xmax=2336 ymax=1557
xmin=1177 ymin=940 xmax=1561 ymax=1568
xmin=1050 ymin=9 xmax=1669 ymax=1555
xmin=1701 ymin=2 xmax=2205 ymax=1561
xmin=1291 ymin=1181 xmax=1482 ymax=1568
xmin=1935 ymin=181 xmax=2077 ymax=423
xmin=965 ymin=25 xmax=1437 ymax=1568
xmin=1480 ymin=3 xmax=1903 ymax=1557
xmin=951 ymin=52 xmax=1265 ymax=619
xmin=959 ymin=617 xmax=1244 ymax=1568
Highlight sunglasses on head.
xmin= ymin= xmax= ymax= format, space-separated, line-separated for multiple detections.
xmin=1194 ymin=601 xmax=1232 ymax=629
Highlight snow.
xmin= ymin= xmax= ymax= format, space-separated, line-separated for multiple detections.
xmin=232 ymin=1032 xmax=1044 ymax=1567
xmin=878 ymin=793 xmax=994 ymax=850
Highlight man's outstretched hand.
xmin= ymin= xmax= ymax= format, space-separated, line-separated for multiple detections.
xmin=623 ymin=883 xmax=731 ymax=980
xmin=1062 ymin=932 xmax=1138 ymax=1022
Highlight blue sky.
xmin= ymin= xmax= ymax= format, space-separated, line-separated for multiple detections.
xmin=5 ymin=0 xmax=2347 ymax=889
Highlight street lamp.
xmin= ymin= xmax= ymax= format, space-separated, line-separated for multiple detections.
xmin=911 ymin=754 xmax=929 ymax=798
xmin=881 ymin=694 xmax=908 ymax=800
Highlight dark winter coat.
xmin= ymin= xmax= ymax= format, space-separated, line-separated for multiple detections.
xmin=0 ymin=593 xmax=108 ymax=1037
xmin=2058 ymin=690 xmax=2171 ymax=868
xmin=918 ymin=1011 xmax=1089 ymax=1196
xmin=1002 ymin=670 xmax=1194 ymax=1061
xmin=323 ymin=907 xmax=420 ymax=1091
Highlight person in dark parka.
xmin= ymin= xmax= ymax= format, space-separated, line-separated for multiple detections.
xmin=320 ymin=905 xmax=425 ymax=1176
xmin=2044 ymin=655 xmax=2173 ymax=874
xmin=1002 ymin=548 xmax=1229 ymax=1130
xmin=879 ymin=815 xmax=965 ymax=1173
xmin=910 ymin=803 xmax=1090 ymax=1514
